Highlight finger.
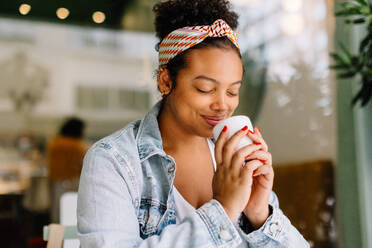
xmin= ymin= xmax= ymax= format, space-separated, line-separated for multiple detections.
xmin=230 ymin=144 xmax=263 ymax=175
xmin=241 ymin=160 xmax=263 ymax=181
xmin=222 ymin=126 xmax=251 ymax=167
xmin=253 ymin=164 xmax=274 ymax=180
xmin=244 ymin=151 xmax=272 ymax=164
xmin=214 ymin=125 xmax=229 ymax=165
xmin=247 ymin=131 xmax=268 ymax=152
xmin=255 ymin=126 xmax=263 ymax=138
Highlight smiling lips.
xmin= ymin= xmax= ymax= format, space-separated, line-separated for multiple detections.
xmin=202 ymin=115 xmax=225 ymax=126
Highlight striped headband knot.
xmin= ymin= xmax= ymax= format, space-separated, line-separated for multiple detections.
xmin=158 ymin=19 xmax=240 ymax=66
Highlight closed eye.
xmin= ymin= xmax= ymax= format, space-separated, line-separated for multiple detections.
xmin=197 ymin=88 xmax=213 ymax=94
xmin=228 ymin=92 xmax=239 ymax=96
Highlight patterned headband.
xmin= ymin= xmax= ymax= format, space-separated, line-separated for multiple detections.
xmin=158 ymin=19 xmax=240 ymax=66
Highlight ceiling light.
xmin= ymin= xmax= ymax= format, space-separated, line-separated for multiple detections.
xmin=92 ymin=11 xmax=105 ymax=24
xmin=19 ymin=4 xmax=31 ymax=15
xmin=56 ymin=8 xmax=69 ymax=20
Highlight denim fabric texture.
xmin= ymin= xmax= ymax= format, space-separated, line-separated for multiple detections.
xmin=77 ymin=100 xmax=310 ymax=248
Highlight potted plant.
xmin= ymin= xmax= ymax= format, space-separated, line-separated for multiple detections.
xmin=331 ymin=0 xmax=372 ymax=107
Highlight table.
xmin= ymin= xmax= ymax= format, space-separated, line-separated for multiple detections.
xmin=0 ymin=161 xmax=36 ymax=195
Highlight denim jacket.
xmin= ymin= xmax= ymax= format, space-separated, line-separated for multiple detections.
xmin=77 ymin=100 xmax=310 ymax=248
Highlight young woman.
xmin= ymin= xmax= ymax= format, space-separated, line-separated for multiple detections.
xmin=77 ymin=0 xmax=309 ymax=247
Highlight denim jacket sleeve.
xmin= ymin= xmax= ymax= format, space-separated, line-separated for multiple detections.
xmin=234 ymin=192 xmax=310 ymax=248
xmin=77 ymin=146 xmax=244 ymax=248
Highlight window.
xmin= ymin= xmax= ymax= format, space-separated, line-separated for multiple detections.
xmin=76 ymin=86 xmax=151 ymax=112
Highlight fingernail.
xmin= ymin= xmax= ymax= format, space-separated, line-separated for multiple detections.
xmin=241 ymin=126 xmax=248 ymax=131
xmin=222 ymin=125 xmax=228 ymax=132
xmin=248 ymin=130 xmax=254 ymax=135
xmin=259 ymin=160 xmax=265 ymax=164
xmin=256 ymin=126 xmax=261 ymax=133
xmin=256 ymin=142 xmax=262 ymax=145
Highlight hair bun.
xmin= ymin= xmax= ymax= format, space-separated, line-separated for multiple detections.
xmin=153 ymin=0 xmax=238 ymax=40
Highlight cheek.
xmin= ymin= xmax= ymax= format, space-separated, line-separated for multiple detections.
xmin=178 ymin=89 xmax=208 ymax=107
xmin=186 ymin=97 xmax=210 ymax=114
xmin=170 ymin=89 xmax=203 ymax=114
xmin=229 ymin=95 xmax=239 ymax=106
xmin=229 ymin=97 xmax=239 ymax=111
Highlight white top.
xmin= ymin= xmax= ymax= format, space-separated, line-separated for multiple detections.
xmin=173 ymin=139 xmax=250 ymax=248
xmin=174 ymin=138 xmax=216 ymax=223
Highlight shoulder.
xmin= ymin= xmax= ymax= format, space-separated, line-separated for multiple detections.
xmin=86 ymin=119 xmax=142 ymax=163
xmin=82 ymin=119 xmax=144 ymax=197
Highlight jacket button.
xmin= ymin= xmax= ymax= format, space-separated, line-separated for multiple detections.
xmin=269 ymin=221 xmax=279 ymax=235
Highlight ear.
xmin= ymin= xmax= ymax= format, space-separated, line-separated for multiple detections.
xmin=158 ymin=67 xmax=173 ymax=95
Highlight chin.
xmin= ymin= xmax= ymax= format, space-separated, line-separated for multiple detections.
xmin=202 ymin=129 xmax=214 ymax=139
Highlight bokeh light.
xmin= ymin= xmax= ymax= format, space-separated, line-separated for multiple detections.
xmin=19 ymin=4 xmax=31 ymax=15
xmin=56 ymin=8 xmax=69 ymax=20
xmin=92 ymin=11 xmax=105 ymax=24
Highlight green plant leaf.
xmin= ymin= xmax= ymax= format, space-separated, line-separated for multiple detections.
xmin=344 ymin=2 xmax=364 ymax=11
xmin=360 ymin=32 xmax=372 ymax=52
xmin=330 ymin=64 xmax=351 ymax=70
xmin=335 ymin=10 xmax=354 ymax=16
xmin=337 ymin=3 xmax=362 ymax=15
xmin=352 ymin=58 xmax=362 ymax=70
xmin=361 ymin=5 xmax=371 ymax=14
xmin=342 ymin=9 xmax=362 ymax=16
xmin=330 ymin=53 xmax=347 ymax=65
xmin=353 ymin=82 xmax=372 ymax=106
xmin=339 ymin=43 xmax=353 ymax=64
xmin=367 ymin=15 xmax=372 ymax=23
xmin=346 ymin=17 xmax=366 ymax=23
xmin=338 ymin=71 xmax=357 ymax=78
xmin=361 ymin=69 xmax=372 ymax=76
xmin=342 ymin=1 xmax=362 ymax=8
xmin=332 ymin=0 xmax=372 ymax=107
xmin=354 ymin=0 xmax=368 ymax=6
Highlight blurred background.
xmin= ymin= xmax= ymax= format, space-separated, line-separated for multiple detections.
xmin=0 ymin=0 xmax=371 ymax=247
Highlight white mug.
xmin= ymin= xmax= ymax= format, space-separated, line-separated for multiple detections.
xmin=213 ymin=115 xmax=254 ymax=151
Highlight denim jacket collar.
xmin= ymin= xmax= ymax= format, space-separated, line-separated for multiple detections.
xmin=136 ymin=100 xmax=166 ymax=161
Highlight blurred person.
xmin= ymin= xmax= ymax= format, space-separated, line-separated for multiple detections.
xmin=77 ymin=0 xmax=309 ymax=247
xmin=48 ymin=117 xmax=87 ymax=223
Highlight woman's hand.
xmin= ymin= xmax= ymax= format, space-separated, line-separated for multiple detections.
xmin=243 ymin=127 xmax=274 ymax=229
xmin=212 ymin=126 xmax=264 ymax=223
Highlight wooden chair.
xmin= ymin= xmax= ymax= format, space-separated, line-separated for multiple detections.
xmin=43 ymin=192 xmax=79 ymax=247
xmin=43 ymin=224 xmax=77 ymax=248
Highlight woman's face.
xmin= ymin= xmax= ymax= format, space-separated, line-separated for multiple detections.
xmin=163 ymin=47 xmax=243 ymax=138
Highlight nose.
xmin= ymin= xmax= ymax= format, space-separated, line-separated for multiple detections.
xmin=210 ymin=92 xmax=228 ymax=112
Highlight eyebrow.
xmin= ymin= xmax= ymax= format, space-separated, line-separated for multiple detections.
xmin=193 ymin=75 xmax=242 ymax=86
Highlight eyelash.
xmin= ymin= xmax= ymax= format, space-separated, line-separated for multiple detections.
xmin=197 ymin=89 xmax=212 ymax=94
xmin=197 ymin=88 xmax=238 ymax=97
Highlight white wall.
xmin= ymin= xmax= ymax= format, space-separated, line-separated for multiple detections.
xmin=0 ymin=18 xmax=159 ymax=138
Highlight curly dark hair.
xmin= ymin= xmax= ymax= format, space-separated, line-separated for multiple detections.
xmin=153 ymin=0 xmax=241 ymax=97
xmin=153 ymin=0 xmax=238 ymax=40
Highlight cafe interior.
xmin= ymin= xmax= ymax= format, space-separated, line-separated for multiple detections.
xmin=0 ymin=0 xmax=371 ymax=247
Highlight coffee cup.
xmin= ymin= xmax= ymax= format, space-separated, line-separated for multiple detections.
xmin=213 ymin=115 xmax=254 ymax=151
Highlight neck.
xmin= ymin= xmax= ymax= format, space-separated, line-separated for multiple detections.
xmin=158 ymin=102 xmax=206 ymax=153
